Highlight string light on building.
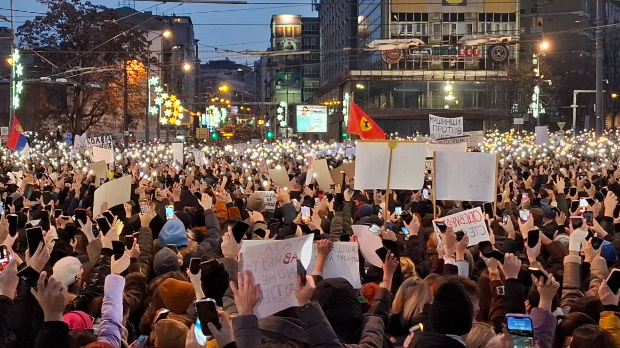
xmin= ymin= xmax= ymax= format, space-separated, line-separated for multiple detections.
xmin=277 ymin=101 xmax=288 ymax=128
xmin=342 ymin=92 xmax=351 ymax=127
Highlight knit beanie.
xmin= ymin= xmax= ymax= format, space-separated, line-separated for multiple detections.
xmin=430 ymin=281 xmax=473 ymax=336
xmin=153 ymin=248 xmax=181 ymax=276
xmin=174 ymin=211 xmax=192 ymax=230
xmin=246 ymin=192 xmax=265 ymax=212
xmin=158 ymin=219 xmax=188 ymax=247
xmin=158 ymin=278 xmax=196 ymax=314
xmin=62 ymin=311 xmax=93 ymax=330
xmin=154 ymin=319 xmax=190 ymax=348
xmin=52 ymin=256 xmax=82 ymax=287
xmin=358 ymin=204 xmax=373 ymax=218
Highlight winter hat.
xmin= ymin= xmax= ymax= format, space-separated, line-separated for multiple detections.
xmin=62 ymin=311 xmax=93 ymax=330
xmin=358 ymin=204 xmax=373 ymax=218
xmin=246 ymin=192 xmax=265 ymax=212
xmin=600 ymin=240 xmax=618 ymax=263
xmin=542 ymin=206 xmax=557 ymax=219
xmin=311 ymin=278 xmax=363 ymax=344
xmin=174 ymin=211 xmax=192 ymax=230
xmin=52 ymin=256 xmax=82 ymax=287
xmin=227 ymin=207 xmax=242 ymax=221
xmin=430 ymin=281 xmax=473 ymax=336
xmin=158 ymin=278 xmax=196 ymax=314
xmin=154 ymin=319 xmax=190 ymax=348
xmin=158 ymin=219 xmax=188 ymax=247
xmin=153 ymin=248 xmax=181 ymax=276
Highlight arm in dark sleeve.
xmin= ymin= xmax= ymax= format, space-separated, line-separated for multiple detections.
xmin=127 ymin=227 xmax=154 ymax=277
xmin=0 ymin=296 xmax=15 ymax=346
xmin=197 ymin=209 xmax=221 ymax=256
xmin=65 ymin=248 xmax=112 ymax=313
xmin=298 ymin=303 xmax=342 ymax=348
xmin=407 ymin=229 xmax=426 ymax=264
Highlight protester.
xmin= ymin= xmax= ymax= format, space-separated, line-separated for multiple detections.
xmin=0 ymin=128 xmax=620 ymax=348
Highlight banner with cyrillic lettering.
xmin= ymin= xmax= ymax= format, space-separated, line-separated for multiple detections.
xmin=429 ymin=114 xmax=463 ymax=140
xmin=433 ymin=207 xmax=490 ymax=246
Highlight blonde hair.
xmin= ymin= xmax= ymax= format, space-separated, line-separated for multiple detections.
xmin=400 ymin=257 xmax=419 ymax=280
xmin=391 ymin=278 xmax=432 ymax=320
xmin=464 ymin=322 xmax=495 ymax=348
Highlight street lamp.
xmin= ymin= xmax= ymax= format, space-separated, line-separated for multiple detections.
xmin=612 ymin=93 xmax=618 ymax=99
xmin=219 ymin=84 xmax=229 ymax=92
xmin=162 ymin=30 xmax=172 ymax=39
xmin=533 ymin=40 xmax=550 ymax=125
xmin=147 ymin=29 xmax=173 ymax=142
xmin=183 ymin=62 xmax=192 ymax=72
xmin=540 ymin=41 xmax=549 ymax=51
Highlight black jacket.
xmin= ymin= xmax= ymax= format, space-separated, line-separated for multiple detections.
xmin=408 ymin=332 xmax=465 ymax=348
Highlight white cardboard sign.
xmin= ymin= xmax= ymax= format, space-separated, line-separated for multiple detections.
xmin=306 ymin=242 xmax=361 ymax=288
xmin=93 ymin=176 xmax=131 ymax=218
xmin=434 ymin=151 xmax=497 ymax=202
xmin=92 ymin=146 xmax=114 ymax=164
xmin=352 ymin=225 xmax=384 ymax=268
xmin=354 ymin=141 xmax=426 ymax=190
xmin=433 ymin=207 xmax=490 ymax=247
xmin=240 ymin=235 xmax=313 ymax=319
xmin=172 ymin=143 xmax=184 ymax=165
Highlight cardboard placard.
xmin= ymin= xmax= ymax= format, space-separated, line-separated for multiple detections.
xmin=330 ymin=162 xmax=355 ymax=184
xmin=92 ymin=146 xmax=114 ymax=164
xmin=355 ymin=141 xmax=426 ymax=190
xmin=90 ymin=161 xmax=108 ymax=187
xmin=268 ymin=167 xmax=291 ymax=190
xmin=425 ymin=142 xmax=467 ymax=157
xmin=312 ymin=159 xmax=334 ymax=191
xmin=433 ymin=207 xmax=490 ymax=247
xmin=93 ymin=176 xmax=131 ymax=218
xmin=256 ymin=191 xmax=277 ymax=212
xmin=352 ymin=225 xmax=384 ymax=268
xmin=172 ymin=143 xmax=184 ymax=165
xmin=240 ymin=235 xmax=313 ymax=318
xmin=434 ymin=151 xmax=497 ymax=202
xmin=307 ymin=242 xmax=361 ymax=288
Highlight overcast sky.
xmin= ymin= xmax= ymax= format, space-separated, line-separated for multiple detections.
xmin=2 ymin=0 xmax=317 ymax=65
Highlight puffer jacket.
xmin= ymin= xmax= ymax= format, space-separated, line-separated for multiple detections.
xmin=65 ymin=247 xmax=112 ymax=313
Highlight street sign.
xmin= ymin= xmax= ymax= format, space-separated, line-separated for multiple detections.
xmin=0 ymin=127 xmax=8 ymax=140
xmin=557 ymin=122 xmax=566 ymax=130
xmin=514 ymin=118 xmax=524 ymax=125
xmin=196 ymin=128 xmax=209 ymax=140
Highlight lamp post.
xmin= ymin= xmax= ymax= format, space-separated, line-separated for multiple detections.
xmin=534 ymin=41 xmax=549 ymax=126
xmin=146 ymin=29 xmax=173 ymax=143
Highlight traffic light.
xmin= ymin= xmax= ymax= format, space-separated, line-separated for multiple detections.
xmin=266 ymin=131 xmax=274 ymax=139
xmin=342 ymin=133 xmax=349 ymax=138
xmin=211 ymin=131 xmax=219 ymax=140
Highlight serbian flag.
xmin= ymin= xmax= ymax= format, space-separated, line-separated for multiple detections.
xmin=6 ymin=116 xmax=28 ymax=151
xmin=347 ymin=102 xmax=386 ymax=140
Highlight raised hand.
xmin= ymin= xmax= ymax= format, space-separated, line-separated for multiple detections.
xmin=230 ymin=270 xmax=261 ymax=316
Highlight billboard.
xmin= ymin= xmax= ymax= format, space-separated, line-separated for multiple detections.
xmin=296 ymin=105 xmax=327 ymax=133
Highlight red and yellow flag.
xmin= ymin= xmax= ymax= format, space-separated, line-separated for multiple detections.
xmin=347 ymin=102 xmax=386 ymax=140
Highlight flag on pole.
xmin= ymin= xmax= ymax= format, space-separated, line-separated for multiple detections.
xmin=347 ymin=102 xmax=386 ymax=140
xmin=6 ymin=116 xmax=28 ymax=151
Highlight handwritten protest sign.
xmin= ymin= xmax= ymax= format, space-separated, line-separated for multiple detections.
xmin=193 ymin=151 xmax=207 ymax=167
xmin=355 ymin=141 xmax=426 ymax=190
xmin=464 ymin=130 xmax=485 ymax=147
xmin=432 ymin=207 xmax=490 ymax=247
xmin=73 ymin=133 xmax=88 ymax=153
xmin=87 ymin=135 xmax=114 ymax=150
xmin=241 ymin=235 xmax=313 ymax=318
xmin=307 ymin=242 xmax=361 ymax=288
xmin=305 ymin=154 xmax=315 ymax=186
xmin=434 ymin=151 xmax=497 ymax=202
xmin=93 ymin=176 xmax=131 ymax=217
xmin=330 ymin=161 xmax=355 ymax=184
xmin=429 ymin=114 xmax=463 ymax=140
xmin=256 ymin=191 xmax=277 ymax=212
xmin=352 ymin=225 xmax=384 ymax=268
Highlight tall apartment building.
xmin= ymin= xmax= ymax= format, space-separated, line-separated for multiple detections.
xmin=317 ymin=0 xmax=359 ymax=86
xmin=314 ymin=0 xmax=519 ymax=139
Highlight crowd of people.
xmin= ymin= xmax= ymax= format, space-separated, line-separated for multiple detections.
xmin=0 ymin=129 xmax=619 ymax=348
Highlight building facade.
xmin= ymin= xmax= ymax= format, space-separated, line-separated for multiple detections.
xmin=519 ymin=0 xmax=620 ymax=130
xmin=314 ymin=0 xmax=520 ymax=140
xmin=317 ymin=0 xmax=359 ymax=86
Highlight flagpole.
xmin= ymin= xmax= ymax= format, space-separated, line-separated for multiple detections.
xmin=9 ymin=0 xmax=14 ymax=131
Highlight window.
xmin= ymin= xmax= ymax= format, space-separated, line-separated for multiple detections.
xmin=433 ymin=23 xmax=442 ymax=40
